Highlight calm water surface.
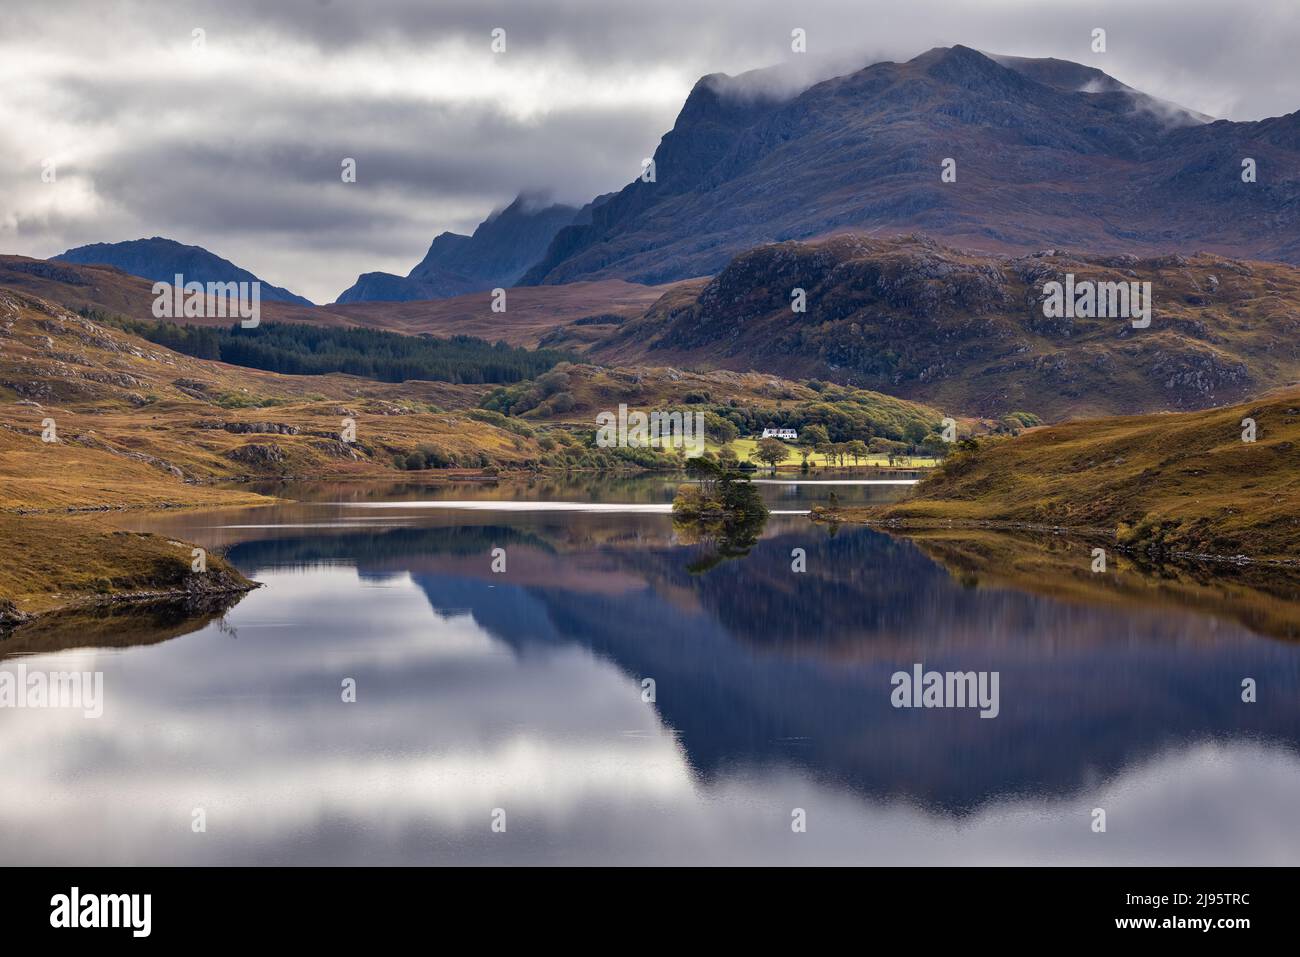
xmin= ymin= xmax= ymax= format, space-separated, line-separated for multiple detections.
xmin=3 ymin=474 xmax=1298 ymax=865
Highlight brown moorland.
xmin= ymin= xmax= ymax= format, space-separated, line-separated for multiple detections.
xmin=0 ymin=254 xmax=684 ymax=350
xmin=0 ymin=287 xmax=550 ymax=622
xmin=820 ymin=386 xmax=1300 ymax=564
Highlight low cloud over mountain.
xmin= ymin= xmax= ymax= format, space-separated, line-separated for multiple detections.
xmin=5 ymin=1 xmax=1300 ymax=301
xmin=522 ymin=47 xmax=1300 ymax=285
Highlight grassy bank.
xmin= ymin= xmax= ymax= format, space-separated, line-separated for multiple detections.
xmin=820 ymin=388 xmax=1300 ymax=563
xmin=0 ymin=513 xmax=255 ymax=629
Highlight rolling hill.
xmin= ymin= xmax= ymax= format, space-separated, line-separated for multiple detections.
xmin=0 ymin=286 xmax=536 ymax=501
xmin=327 ymin=278 xmax=686 ymax=348
xmin=0 ymin=254 xmax=680 ymax=349
xmin=589 ymin=234 xmax=1300 ymax=420
xmin=826 ymin=386 xmax=1300 ymax=563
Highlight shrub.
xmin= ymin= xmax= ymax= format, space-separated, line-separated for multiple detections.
xmin=547 ymin=391 xmax=576 ymax=414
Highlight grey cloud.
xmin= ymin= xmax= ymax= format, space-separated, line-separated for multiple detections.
xmin=2 ymin=0 xmax=1298 ymax=301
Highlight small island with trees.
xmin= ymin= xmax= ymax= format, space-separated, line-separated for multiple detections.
xmin=671 ymin=457 xmax=770 ymax=572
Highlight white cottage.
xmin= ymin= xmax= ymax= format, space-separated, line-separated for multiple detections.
xmin=761 ymin=428 xmax=798 ymax=440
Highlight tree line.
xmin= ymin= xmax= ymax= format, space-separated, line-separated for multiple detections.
xmin=91 ymin=312 xmax=569 ymax=385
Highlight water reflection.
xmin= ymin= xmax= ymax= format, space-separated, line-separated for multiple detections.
xmin=2 ymin=477 xmax=1298 ymax=864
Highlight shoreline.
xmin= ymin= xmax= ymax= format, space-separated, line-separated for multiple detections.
xmin=0 ymin=504 xmax=266 ymax=634
xmin=810 ymin=509 xmax=1300 ymax=570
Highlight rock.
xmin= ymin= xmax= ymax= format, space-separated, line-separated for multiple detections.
xmin=224 ymin=443 xmax=288 ymax=467
xmin=0 ymin=598 xmax=33 ymax=632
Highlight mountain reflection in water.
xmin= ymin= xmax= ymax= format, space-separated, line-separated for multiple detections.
xmin=2 ymin=477 xmax=1297 ymax=865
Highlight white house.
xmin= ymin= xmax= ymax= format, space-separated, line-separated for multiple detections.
xmin=761 ymin=427 xmax=798 ymax=441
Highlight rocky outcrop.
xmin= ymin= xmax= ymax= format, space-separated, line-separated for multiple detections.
xmin=224 ymin=443 xmax=288 ymax=467
xmin=197 ymin=421 xmax=301 ymax=435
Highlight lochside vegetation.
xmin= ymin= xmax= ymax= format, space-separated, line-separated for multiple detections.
xmin=480 ymin=364 xmax=1019 ymax=452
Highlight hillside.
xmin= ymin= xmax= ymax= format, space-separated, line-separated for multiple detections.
xmin=0 ymin=255 xmax=678 ymax=350
xmin=589 ymin=234 xmax=1300 ymax=419
xmin=56 ymin=237 xmax=314 ymax=305
xmin=329 ymin=278 xmax=687 ymax=348
xmin=520 ymin=46 xmax=1300 ymax=286
xmin=1 ymin=284 xmax=937 ymax=495
xmin=478 ymin=362 xmax=958 ymax=439
xmin=0 ymin=286 xmax=554 ymax=622
xmin=0 ymin=255 xmax=346 ymax=328
xmin=823 ymin=387 xmax=1300 ymax=563
xmin=0 ymin=287 xmax=551 ymax=501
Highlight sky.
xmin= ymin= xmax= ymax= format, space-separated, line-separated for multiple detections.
xmin=1 ymin=0 xmax=1297 ymax=303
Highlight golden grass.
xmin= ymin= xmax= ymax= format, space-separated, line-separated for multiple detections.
xmin=0 ymin=513 xmax=253 ymax=617
xmin=828 ymin=387 xmax=1300 ymax=562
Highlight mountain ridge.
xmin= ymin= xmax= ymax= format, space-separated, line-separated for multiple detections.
xmin=55 ymin=237 xmax=314 ymax=306
xmin=519 ymin=45 xmax=1299 ymax=285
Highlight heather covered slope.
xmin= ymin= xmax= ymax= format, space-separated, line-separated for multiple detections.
xmin=827 ymin=388 xmax=1300 ymax=563
xmin=56 ymin=237 xmax=313 ymax=305
xmin=521 ymin=46 xmax=1300 ymax=286
xmin=329 ymin=278 xmax=687 ymax=348
xmin=590 ymin=234 xmax=1300 ymax=419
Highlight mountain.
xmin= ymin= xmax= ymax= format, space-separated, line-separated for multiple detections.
xmin=520 ymin=45 xmax=1300 ymax=285
xmin=54 ymin=237 xmax=313 ymax=305
xmin=0 ymin=255 xmax=342 ymax=329
xmin=586 ymin=233 xmax=1300 ymax=420
xmin=334 ymin=194 xmax=589 ymax=303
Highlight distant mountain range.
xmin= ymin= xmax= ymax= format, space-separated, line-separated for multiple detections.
xmin=34 ymin=45 xmax=1300 ymax=341
xmin=334 ymin=194 xmax=599 ymax=304
xmin=54 ymin=237 xmax=314 ymax=305
xmin=519 ymin=45 xmax=1300 ymax=284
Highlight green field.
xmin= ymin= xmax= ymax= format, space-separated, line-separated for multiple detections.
xmin=724 ymin=438 xmax=939 ymax=469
